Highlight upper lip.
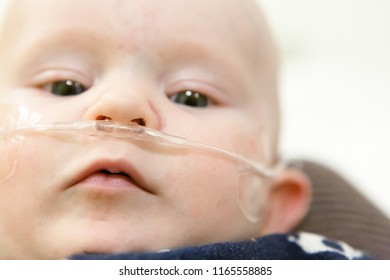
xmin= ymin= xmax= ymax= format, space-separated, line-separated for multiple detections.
xmin=67 ymin=158 xmax=154 ymax=194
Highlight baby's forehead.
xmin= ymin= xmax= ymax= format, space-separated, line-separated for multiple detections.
xmin=4 ymin=0 xmax=268 ymax=50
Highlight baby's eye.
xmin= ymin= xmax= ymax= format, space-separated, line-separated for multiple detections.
xmin=46 ymin=80 xmax=87 ymax=96
xmin=170 ymin=90 xmax=208 ymax=107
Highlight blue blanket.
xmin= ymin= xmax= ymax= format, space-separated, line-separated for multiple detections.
xmin=70 ymin=232 xmax=371 ymax=260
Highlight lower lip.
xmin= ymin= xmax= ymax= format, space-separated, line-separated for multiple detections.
xmin=76 ymin=173 xmax=138 ymax=190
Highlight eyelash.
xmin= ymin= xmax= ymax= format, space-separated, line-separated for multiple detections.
xmin=42 ymin=79 xmax=212 ymax=108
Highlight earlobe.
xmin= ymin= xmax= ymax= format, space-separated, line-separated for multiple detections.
xmin=260 ymin=168 xmax=312 ymax=235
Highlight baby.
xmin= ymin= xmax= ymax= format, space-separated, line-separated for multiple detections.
xmin=0 ymin=0 xmax=313 ymax=259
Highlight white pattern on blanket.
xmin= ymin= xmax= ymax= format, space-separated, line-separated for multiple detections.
xmin=288 ymin=232 xmax=364 ymax=259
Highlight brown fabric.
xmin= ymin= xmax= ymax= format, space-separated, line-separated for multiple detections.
xmin=294 ymin=160 xmax=390 ymax=259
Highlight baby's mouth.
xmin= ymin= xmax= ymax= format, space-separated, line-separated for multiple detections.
xmin=98 ymin=169 xmax=136 ymax=181
xmin=78 ymin=170 xmax=138 ymax=189
xmin=96 ymin=169 xmax=138 ymax=184
xmin=69 ymin=159 xmax=154 ymax=194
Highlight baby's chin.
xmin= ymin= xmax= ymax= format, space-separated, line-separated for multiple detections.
xmin=41 ymin=236 xmax=148 ymax=259
xmin=41 ymin=226 xmax=158 ymax=259
xmin=34 ymin=218 xmax=201 ymax=259
xmin=59 ymin=240 xmax=142 ymax=259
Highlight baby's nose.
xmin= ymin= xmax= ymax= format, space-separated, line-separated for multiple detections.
xmin=83 ymin=87 xmax=160 ymax=129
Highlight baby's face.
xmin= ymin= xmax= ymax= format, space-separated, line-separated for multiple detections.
xmin=0 ymin=0 xmax=278 ymax=259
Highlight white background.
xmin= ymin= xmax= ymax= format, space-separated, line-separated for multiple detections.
xmin=260 ymin=0 xmax=390 ymax=217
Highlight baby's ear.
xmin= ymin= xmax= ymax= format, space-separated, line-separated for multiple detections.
xmin=260 ymin=168 xmax=312 ymax=235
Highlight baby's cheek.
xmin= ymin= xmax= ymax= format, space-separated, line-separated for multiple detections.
xmin=231 ymin=131 xmax=267 ymax=163
xmin=163 ymin=153 xmax=241 ymax=219
xmin=0 ymin=104 xmax=42 ymax=129
xmin=3 ymin=138 xmax=55 ymax=186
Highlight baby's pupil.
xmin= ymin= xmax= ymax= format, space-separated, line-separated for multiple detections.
xmin=51 ymin=80 xmax=85 ymax=96
xmin=172 ymin=90 xmax=208 ymax=107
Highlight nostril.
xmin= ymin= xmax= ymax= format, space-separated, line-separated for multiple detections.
xmin=96 ymin=115 xmax=112 ymax=121
xmin=95 ymin=115 xmax=145 ymax=126
xmin=131 ymin=118 xmax=146 ymax=126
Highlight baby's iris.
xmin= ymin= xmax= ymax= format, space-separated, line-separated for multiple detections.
xmin=49 ymin=80 xmax=86 ymax=96
xmin=170 ymin=90 xmax=208 ymax=107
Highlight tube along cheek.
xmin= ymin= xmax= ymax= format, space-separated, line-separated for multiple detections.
xmin=0 ymin=105 xmax=41 ymax=184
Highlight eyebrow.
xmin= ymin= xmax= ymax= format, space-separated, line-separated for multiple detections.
xmin=16 ymin=26 xmax=110 ymax=58
xmin=155 ymin=36 xmax=254 ymax=94
xmin=9 ymin=26 xmax=110 ymax=78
